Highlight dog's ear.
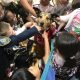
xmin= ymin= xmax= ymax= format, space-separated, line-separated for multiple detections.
xmin=51 ymin=13 xmax=59 ymax=21
xmin=33 ymin=7 xmax=41 ymax=17
xmin=50 ymin=13 xmax=59 ymax=27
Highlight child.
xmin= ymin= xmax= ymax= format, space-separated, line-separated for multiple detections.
xmin=3 ymin=10 xmax=19 ymax=29
xmin=0 ymin=21 xmax=41 ymax=80
xmin=57 ymin=2 xmax=80 ymax=37
xmin=11 ymin=31 xmax=50 ymax=80
xmin=52 ymin=32 xmax=79 ymax=80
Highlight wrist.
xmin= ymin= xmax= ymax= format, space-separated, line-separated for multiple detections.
xmin=35 ymin=25 xmax=41 ymax=32
xmin=43 ymin=37 xmax=48 ymax=40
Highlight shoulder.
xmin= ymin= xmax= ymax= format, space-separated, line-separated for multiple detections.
xmin=47 ymin=4 xmax=54 ymax=10
xmin=33 ymin=4 xmax=40 ymax=7
xmin=49 ymin=4 xmax=54 ymax=7
xmin=0 ymin=0 xmax=14 ymax=5
xmin=68 ymin=8 xmax=80 ymax=17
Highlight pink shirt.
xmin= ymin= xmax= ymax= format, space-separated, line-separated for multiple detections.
xmin=60 ymin=9 xmax=80 ymax=34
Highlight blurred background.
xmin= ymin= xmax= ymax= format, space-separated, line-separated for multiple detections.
xmin=33 ymin=0 xmax=73 ymax=5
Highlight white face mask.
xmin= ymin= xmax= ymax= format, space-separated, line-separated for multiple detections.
xmin=53 ymin=53 xmax=65 ymax=67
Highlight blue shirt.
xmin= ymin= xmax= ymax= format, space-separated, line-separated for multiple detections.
xmin=0 ymin=27 xmax=39 ymax=79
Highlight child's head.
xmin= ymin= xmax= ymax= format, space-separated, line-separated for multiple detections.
xmin=11 ymin=68 xmax=36 ymax=80
xmin=72 ymin=1 xmax=80 ymax=10
xmin=0 ymin=22 xmax=14 ymax=36
xmin=55 ymin=32 xmax=79 ymax=60
xmin=55 ymin=0 xmax=68 ymax=5
xmin=40 ymin=0 xmax=50 ymax=6
xmin=4 ymin=10 xmax=17 ymax=26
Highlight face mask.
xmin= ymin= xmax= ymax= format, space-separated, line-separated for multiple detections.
xmin=53 ymin=53 xmax=65 ymax=67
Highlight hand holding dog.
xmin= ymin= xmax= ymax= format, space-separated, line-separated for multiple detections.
xmin=23 ymin=22 xmax=36 ymax=28
xmin=42 ymin=31 xmax=48 ymax=39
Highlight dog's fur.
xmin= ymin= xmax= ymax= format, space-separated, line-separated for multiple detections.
xmin=36 ymin=12 xmax=52 ymax=29
xmin=33 ymin=7 xmax=59 ymax=45
xmin=33 ymin=7 xmax=59 ymax=30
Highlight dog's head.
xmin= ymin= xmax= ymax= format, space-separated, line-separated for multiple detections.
xmin=33 ymin=7 xmax=59 ymax=30
xmin=36 ymin=12 xmax=52 ymax=29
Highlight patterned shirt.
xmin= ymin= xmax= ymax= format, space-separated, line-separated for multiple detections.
xmin=60 ymin=9 xmax=80 ymax=35
xmin=52 ymin=53 xmax=78 ymax=80
xmin=70 ymin=12 xmax=80 ymax=35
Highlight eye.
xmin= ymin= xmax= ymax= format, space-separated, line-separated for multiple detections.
xmin=46 ymin=17 xmax=49 ymax=20
xmin=39 ymin=15 xmax=42 ymax=18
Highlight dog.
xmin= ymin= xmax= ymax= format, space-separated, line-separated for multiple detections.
xmin=33 ymin=7 xmax=59 ymax=30
xmin=33 ymin=7 xmax=59 ymax=45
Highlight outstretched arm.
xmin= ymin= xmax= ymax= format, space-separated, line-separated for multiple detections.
xmin=20 ymin=0 xmax=37 ymax=17
xmin=15 ymin=22 xmax=37 ymax=35
xmin=23 ymin=22 xmax=37 ymax=28
xmin=42 ymin=31 xmax=50 ymax=64
xmin=10 ymin=25 xmax=41 ymax=46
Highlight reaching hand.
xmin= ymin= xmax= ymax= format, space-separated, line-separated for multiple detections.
xmin=23 ymin=22 xmax=37 ymax=28
xmin=42 ymin=31 xmax=48 ymax=39
xmin=24 ymin=22 xmax=45 ymax=32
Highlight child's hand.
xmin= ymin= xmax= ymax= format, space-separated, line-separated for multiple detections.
xmin=30 ymin=22 xmax=37 ymax=28
xmin=42 ymin=31 xmax=48 ymax=39
xmin=23 ymin=22 xmax=37 ymax=28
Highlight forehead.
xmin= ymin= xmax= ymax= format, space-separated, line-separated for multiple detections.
xmin=6 ymin=11 xmax=15 ymax=19
xmin=40 ymin=0 xmax=50 ymax=1
xmin=7 ymin=11 xmax=14 ymax=15
xmin=60 ymin=0 xmax=68 ymax=2
xmin=39 ymin=12 xmax=51 ymax=17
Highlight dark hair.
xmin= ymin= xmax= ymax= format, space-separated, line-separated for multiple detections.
xmin=72 ymin=2 xmax=80 ymax=10
xmin=0 ymin=3 xmax=4 ymax=8
xmin=3 ymin=10 xmax=14 ymax=23
xmin=5 ymin=2 xmax=28 ymax=23
xmin=11 ymin=68 xmax=35 ymax=80
xmin=55 ymin=32 xmax=79 ymax=60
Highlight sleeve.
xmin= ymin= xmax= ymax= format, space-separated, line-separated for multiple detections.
xmin=15 ymin=26 xmax=26 ymax=35
xmin=33 ymin=4 xmax=40 ymax=8
xmin=60 ymin=10 xmax=76 ymax=22
xmin=10 ymin=27 xmax=39 ymax=45
xmin=60 ymin=14 xmax=71 ymax=22
xmin=0 ymin=0 xmax=14 ymax=5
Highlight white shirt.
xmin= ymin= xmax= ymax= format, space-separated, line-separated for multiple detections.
xmin=60 ymin=8 xmax=80 ymax=22
xmin=33 ymin=4 xmax=54 ymax=13
xmin=0 ymin=0 xmax=19 ymax=6
xmin=0 ymin=0 xmax=13 ymax=5
xmin=15 ymin=25 xmax=26 ymax=35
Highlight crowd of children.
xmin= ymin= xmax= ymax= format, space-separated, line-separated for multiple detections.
xmin=0 ymin=0 xmax=80 ymax=80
